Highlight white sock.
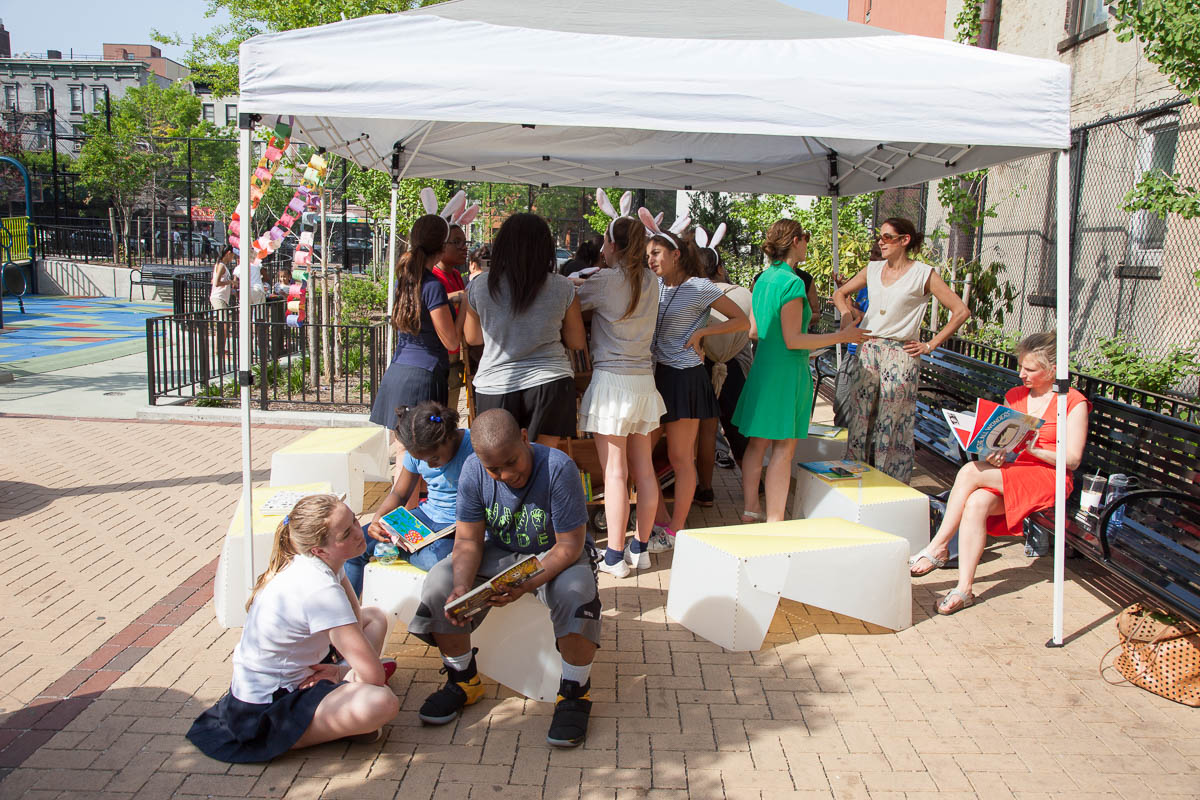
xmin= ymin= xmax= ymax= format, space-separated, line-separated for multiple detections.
xmin=442 ymin=651 xmax=473 ymax=673
xmin=560 ymin=659 xmax=592 ymax=686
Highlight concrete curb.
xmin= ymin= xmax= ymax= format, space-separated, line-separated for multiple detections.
xmin=137 ymin=405 xmax=374 ymax=428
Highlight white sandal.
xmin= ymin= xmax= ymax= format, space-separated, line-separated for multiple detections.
xmin=908 ymin=546 xmax=947 ymax=576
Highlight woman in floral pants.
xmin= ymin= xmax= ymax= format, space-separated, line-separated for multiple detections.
xmin=833 ymin=218 xmax=969 ymax=483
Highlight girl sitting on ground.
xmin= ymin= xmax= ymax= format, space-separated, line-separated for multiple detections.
xmin=909 ymin=332 xmax=1090 ymax=614
xmin=346 ymin=402 xmax=472 ymax=595
xmin=187 ymin=494 xmax=399 ymax=763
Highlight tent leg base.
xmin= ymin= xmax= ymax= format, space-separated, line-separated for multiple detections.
xmin=1044 ymin=638 xmax=1064 ymax=648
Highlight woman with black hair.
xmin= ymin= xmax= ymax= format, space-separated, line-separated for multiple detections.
xmin=463 ymin=213 xmax=586 ymax=447
xmin=832 ymin=217 xmax=970 ymax=483
xmin=370 ymin=214 xmax=461 ymax=472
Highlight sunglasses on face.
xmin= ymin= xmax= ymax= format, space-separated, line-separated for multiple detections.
xmin=876 ymin=231 xmax=906 ymax=243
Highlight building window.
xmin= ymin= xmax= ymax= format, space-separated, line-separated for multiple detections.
xmin=202 ymin=103 xmax=215 ymax=124
xmin=1073 ymin=0 xmax=1109 ymax=33
xmin=69 ymin=85 xmax=83 ymax=112
xmin=34 ymin=85 xmax=47 ymax=111
xmin=92 ymin=87 xmax=106 ymax=113
xmin=3 ymin=85 xmax=17 ymax=110
xmin=225 ymin=104 xmax=238 ymax=126
xmin=1125 ymin=113 xmax=1179 ymax=276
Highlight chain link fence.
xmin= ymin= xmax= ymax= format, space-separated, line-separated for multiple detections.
xmin=875 ymin=97 xmax=1200 ymax=397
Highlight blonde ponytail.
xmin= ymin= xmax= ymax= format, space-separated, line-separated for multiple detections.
xmin=245 ymin=494 xmax=340 ymax=610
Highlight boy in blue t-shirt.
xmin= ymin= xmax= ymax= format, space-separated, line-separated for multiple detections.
xmin=408 ymin=409 xmax=599 ymax=748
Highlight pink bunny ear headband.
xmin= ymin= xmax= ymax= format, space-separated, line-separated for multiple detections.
xmin=420 ymin=188 xmax=481 ymax=228
xmin=638 ymin=207 xmax=691 ymax=249
xmin=695 ymin=223 xmax=727 ymax=256
xmin=596 ymin=188 xmax=640 ymax=240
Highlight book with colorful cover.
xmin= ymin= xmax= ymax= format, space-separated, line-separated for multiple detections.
xmin=378 ymin=506 xmax=455 ymax=554
xmin=807 ymin=423 xmax=844 ymax=439
xmin=798 ymin=459 xmax=868 ymax=480
xmin=942 ymin=398 xmax=1043 ymax=459
xmin=443 ymin=555 xmax=544 ymax=621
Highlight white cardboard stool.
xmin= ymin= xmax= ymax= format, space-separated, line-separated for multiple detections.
xmin=270 ymin=428 xmax=389 ymax=513
xmin=215 ymin=481 xmax=332 ymax=628
xmin=666 ymin=519 xmax=911 ymax=651
xmin=363 ymin=560 xmax=561 ymax=702
xmin=792 ymin=464 xmax=929 ymax=556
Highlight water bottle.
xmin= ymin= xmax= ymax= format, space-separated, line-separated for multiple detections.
xmin=373 ymin=541 xmax=400 ymax=565
xmin=1104 ymin=474 xmax=1138 ymax=527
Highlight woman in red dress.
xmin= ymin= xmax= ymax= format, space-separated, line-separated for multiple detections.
xmin=909 ymin=332 xmax=1090 ymax=614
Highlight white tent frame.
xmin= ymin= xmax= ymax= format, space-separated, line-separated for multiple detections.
xmin=231 ymin=4 xmax=1073 ymax=646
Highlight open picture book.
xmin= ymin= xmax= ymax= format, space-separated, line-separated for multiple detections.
xmin=943 ymin=398 xmax=1044 ymax=459
xmin=378 ymin=506 xmax=455 ymax=554
xmin=444 ymin=554 xmax=544 ymax=622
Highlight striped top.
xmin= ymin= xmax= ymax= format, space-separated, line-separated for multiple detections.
xmin=652 ymin=276 xmax=725 ymax=369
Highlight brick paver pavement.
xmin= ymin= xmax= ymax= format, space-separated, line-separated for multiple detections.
xmin=2 ymin=414 xmax=1199 ymax=799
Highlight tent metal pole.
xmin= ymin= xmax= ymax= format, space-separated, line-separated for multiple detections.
xmin=386 ymin=184 xmax=398 ymax=363
xmin=1048 ymin=147 xmax=1070 ymax=648
xmin=830 ymin=195 xmax=842 ymax=370
xmin=237 ymin=122 xmax=255 ymax=612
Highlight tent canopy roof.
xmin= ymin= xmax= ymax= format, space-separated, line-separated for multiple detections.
xmin=238 ymin=0 xmax=1070 ymax=195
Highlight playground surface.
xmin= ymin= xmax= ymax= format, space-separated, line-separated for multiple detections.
xmin=0 ymin=296 xmax=170 ymax=377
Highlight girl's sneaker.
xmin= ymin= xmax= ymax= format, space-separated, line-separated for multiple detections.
xmin=597 ymin=557 xmax=631 ymax=578
xmin=624 ymin=539 xmax=651 ymax=570
xmin=648 ymin=526 xmax=675 ymax=553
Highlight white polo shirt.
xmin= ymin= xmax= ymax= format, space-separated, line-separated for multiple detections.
xmin=230 ymin=554 xmax=357 ymax=704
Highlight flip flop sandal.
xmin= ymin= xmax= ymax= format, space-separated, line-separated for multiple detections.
xmin=936 ymin=588 xmax=976 ymax=615
xmin=908 ymin=546 xmax=947 ymax=576
xmin=740 ymin=510 xmax=767 ymax=523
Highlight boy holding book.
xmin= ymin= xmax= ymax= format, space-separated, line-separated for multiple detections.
xmin=408 ymin=409 xmax=599 ymax=748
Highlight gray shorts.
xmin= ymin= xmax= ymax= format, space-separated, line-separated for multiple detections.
xmin=408 ymin=540 xmax=602 ymax=647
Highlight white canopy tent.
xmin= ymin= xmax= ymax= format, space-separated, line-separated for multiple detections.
xmin=234 ymin=0 xmax=1074 ymax=642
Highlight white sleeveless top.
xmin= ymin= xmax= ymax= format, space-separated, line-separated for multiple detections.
xmin=860 ymin=260 xmax=934 ymax=342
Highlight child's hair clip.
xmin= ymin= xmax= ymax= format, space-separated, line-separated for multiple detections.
xmin=430 ymin=414 xmax=442 ymax=423
xmin=282 ymin=514 xmax=290 ymax=526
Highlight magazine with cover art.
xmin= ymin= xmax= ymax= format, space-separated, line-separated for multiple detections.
xmin=378 ymin=506 xmax=455 ymax=554
xmin=798 ymin=460 xmax=868 ymax=481
xmin=942 ymin=398 xmax=1043 ymax=459
xmin=444 ymin=554 xmax=544 ymax=622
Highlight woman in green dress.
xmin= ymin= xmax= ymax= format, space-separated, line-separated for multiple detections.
xmin=732 ymin=220 xmax=871 ymax=523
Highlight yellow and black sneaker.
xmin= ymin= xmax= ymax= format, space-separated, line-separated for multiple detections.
xmin=418 ymin=649 xmax=485 ymax=725
xmin=546 ymin=678 xmax=592 ymax=747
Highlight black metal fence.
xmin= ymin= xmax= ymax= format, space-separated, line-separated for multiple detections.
xmin=37 ymin=221 xmax=224 ymax=269
xmin=145 ymin=301 xmax=386 ymax=410
xmin=870 ymin=98 xmax=1200 ymax=397
xmin=930 ymin=332 xmax=1200 ymax=424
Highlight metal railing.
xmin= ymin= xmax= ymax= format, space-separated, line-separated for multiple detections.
xmin=930 ymin=332 xmax=1200 ymax=424
xmin=37 ymin=222 xmax=223 ymax=268
xmin=146 ymin=301 xmax=386 ymax=410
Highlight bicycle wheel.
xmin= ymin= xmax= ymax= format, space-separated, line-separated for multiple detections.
xmin=2 ymin=263 xmax=26 ymax=297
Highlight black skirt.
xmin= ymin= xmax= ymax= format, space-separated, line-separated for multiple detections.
xmin=655 ymin=363 xmax=720 ymax=423
xmin=186 ymin=680 xmax=341 ymax=764
xmin=370 ymin=363 xmax=449 ymax=429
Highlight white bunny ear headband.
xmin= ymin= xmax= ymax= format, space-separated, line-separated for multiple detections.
xmin=637 ymin=207 xmax=691 ymax=249
xmin=420 ymin=187 xmax=481 ymax=228
xmin=596 ymin=188 xmax=635 ymax=239
xmin=694 ymin=223 xmax=727 ymax=253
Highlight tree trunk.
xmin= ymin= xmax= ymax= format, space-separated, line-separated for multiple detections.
xmin=307 ymin=271 xmax=319 ymax=390
xmin=109 ymin=207 xmax=119 ymax=264
xmin=321 ymin=268 xmax=332 ymax=383
xmin=332 ymin=270 xmax=342 ymax=380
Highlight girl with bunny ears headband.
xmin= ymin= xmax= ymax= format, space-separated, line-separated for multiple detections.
xmin=419 ymin=187 xmax=481 ymax=230
xmin=597 ymin=188 xmax=664 ymax=242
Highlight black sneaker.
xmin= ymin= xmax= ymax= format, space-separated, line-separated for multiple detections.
xmin=694 ymin=487 xmax=715 ymax=507
xmin=418 ymin=649 xmax=485 ymax=725
xmin=715 ymin=452 xmax=736 ymax=469
xmin=546 ymin=678 xmax=592 ymax=747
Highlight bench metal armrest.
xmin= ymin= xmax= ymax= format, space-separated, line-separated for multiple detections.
xmin=1097 ymin=488 xmax=1200 ymax=561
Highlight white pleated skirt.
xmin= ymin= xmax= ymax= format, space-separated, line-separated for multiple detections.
xmin=577 ymin=369 xmax=666 ymax=437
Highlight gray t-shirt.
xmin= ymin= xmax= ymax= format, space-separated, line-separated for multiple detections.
xmin=468 ymin=273 xmax=575 ymax=393
xmin=576 ymin=266 xmax=656 ymax=375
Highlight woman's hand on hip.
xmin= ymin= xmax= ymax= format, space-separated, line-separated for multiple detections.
xmin=903 ymin=340 xmax=932 ymax=358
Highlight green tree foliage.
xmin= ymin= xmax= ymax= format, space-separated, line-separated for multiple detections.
xmin=1076 ymin=334 xmax=1200 ymax=394
xmin=73 ymin=83 xmax=228 ymax=253
xmin=156 ymin=1 xmax=450 ymax=98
